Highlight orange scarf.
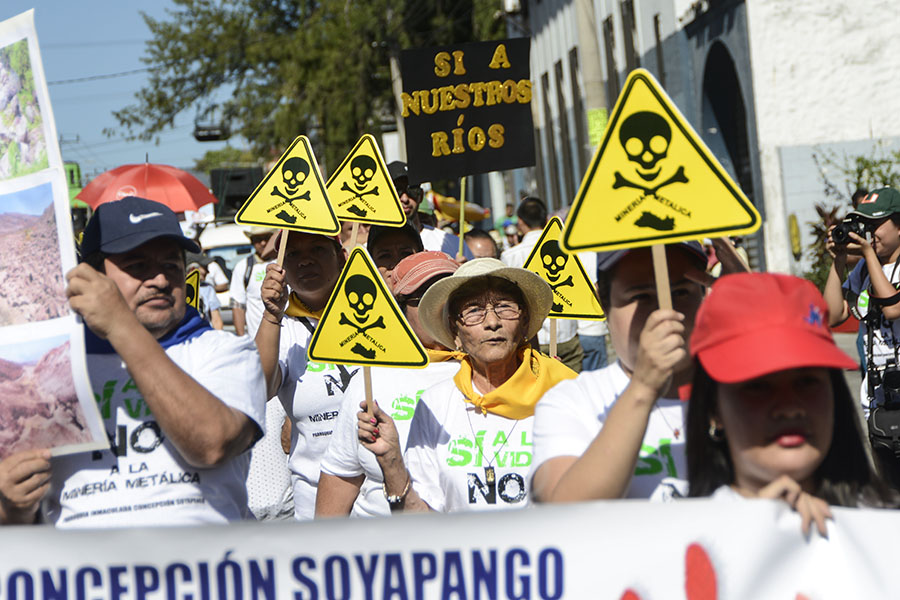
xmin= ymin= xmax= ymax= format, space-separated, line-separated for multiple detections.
xmin=284 ymin=293 xmax=323 ymax=320
xmin=453 ymin=345 xmax=577 ymax=420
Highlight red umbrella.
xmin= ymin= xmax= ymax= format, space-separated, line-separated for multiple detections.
xmin=76 ymin=163 xmax=218 ymax=213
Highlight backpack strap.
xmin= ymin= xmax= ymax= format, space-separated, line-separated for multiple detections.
xmin=243 ymin=254 xmax=255 ymax=290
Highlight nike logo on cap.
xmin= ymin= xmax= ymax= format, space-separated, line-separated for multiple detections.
xmin=129 ymin=212 xmax=163 ymax=224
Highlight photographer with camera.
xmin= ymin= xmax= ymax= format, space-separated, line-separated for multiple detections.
xmin=825 ymin=187 xmax=900 ymax=488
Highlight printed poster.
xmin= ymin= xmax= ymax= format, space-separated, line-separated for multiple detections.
xmin=0 ymin=11 xmax=105 ymax=458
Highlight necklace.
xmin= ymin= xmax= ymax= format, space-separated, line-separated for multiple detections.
xmin=656 ymin=401 xmax=682 ymax=440
xmin=465 ymin=405 xmax=520 ymax=484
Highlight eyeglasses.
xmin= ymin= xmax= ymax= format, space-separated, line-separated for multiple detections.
xmin=457 ymin=302 xmax=522 ymax=326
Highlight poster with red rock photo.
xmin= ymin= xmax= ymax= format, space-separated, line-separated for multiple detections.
xmin=0 ymin=11 xmax=105 ymax=457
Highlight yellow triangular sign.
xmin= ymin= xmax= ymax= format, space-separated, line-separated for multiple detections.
xmin=523 ymin=218 xmax=605 ymax=321
xmin=185 ymin=269 xmax=201 ymax=310
xmin=308 ymin=247 xmax=428 ymax=368
xmin=235 ymin=136 xmax=340 ymax=235
xmin=326 ymin=134 xmax=406 ymax=226
xmin=562 ymin=69 xmax=761 ymax=252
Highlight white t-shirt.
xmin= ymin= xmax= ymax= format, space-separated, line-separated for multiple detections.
xmin=198 ymin=282 xmax=220 ymax=321
xmin=205 ymin=260 xmax=229 ymax=288
xmin=531 ymin=361 xmax=687 ymax=500
xmin=405 ymin=379 xmax=534 ymax=513
xmin=419 ymin=225 xmax=474 ymax=260
xmin=277 ymin=316 xmax=360 ymax=520
xmin=844 ymin=260 xmax=900 ymax=412
xmin=245 ymin=399 xmax=294 ymax=521
xmin=500 ymin=229 xmax=578 ymax=345
xmin=576 ymin=251 xmax=608 ymax=338
xmin=229 ymin=255 xmax=273 ymax=337
xmin=43 ymin=330 xmax=267 ymax=528
xmin=319 ymin=360 xmax=461 ymax=517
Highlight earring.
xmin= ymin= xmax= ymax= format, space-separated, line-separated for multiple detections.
xmin=708 ymin=423 xmax=725 ymax=442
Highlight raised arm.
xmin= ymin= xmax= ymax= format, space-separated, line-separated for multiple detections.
xmin=533 ymin=310 xmax=685 ymax=501
xmin=254 ymin=264 xmax=288 ymax=398
xmin=66 ymin=264 xmax=257 ymax=468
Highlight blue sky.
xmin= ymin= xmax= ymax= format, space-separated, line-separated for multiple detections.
xmin=0 ymin=182 xmax=52 ymax=215
xmin=0 ymin=332 xmax=67 ymax=364
xmin=0 ymin=2 xmax=232 ymax=181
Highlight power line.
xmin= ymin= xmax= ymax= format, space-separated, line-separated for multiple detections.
xmin=48 ymin=66 xmax=153 ymax=86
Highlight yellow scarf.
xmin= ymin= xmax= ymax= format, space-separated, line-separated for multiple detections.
xmin=453 ymin=346 xmax=577 ymax=420
xmin=284 ymin=293 xmax=323 ymax=320
xmin=427 ymin=349 xmax=466 ymax=362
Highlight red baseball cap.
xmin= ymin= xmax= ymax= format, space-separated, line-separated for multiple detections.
xmin=390 ymin=251 xmax=458 ymax=297
xmin=690 ymin=272 xmax=856 ymax=383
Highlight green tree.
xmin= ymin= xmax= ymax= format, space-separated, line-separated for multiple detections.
xmin=112 ymin=0 xmax=504 ymax=171
xmin=193 ymin=146 xmax=259 ymax=172
xmin=805 ymin=142 xmax=900 ymax=290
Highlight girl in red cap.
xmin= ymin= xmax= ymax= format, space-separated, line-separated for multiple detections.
xmin=687 ymin=272 xmax=896 ymax=536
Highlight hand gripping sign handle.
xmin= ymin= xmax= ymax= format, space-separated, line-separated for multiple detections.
xmin=364 ymin=365 xmax=374 ymax=419
xmin=350 ymin=222 xmax=360 ymax=248
xmin=651 ymin=244 xmax=673 ymax=311
xmin=549 ymin=319 xmax=558 ymax=360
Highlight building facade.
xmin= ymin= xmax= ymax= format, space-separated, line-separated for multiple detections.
xmin=526 ymin=0 xmax=900 ymax=273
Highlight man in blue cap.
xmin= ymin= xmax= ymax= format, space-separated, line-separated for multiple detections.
xmin=0 ymin=197 xmax=266 ymax=527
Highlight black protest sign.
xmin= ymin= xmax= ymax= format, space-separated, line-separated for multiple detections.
xmin=399 ymin=38 xmax=535 ymax=182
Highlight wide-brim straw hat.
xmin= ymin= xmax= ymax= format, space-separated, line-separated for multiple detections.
xmin=419 ymin=258 xmax=552 ymax=350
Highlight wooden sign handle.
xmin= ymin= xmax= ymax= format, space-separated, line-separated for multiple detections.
xmin=651 ymin=244 xmax=672 ymax=310
xmin=457 ymin=176 xmax=466 ymax=261
xmin=350 ymin=222 xmax=360 ymax=249
xmin=549 ymin=319 xmax=558 ymax=359
xmin=364 ymin=365 xmax=374 ymax=419
xmin=276 ymin=229 xmax=290 ymax=267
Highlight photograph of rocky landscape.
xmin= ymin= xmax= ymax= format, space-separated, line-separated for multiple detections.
xmin=0 ymin=38 xmax=48 ymax=181
xmin=0 ymin=336 xmax=93 ymax=458
xmin=0 ymin=183 xmax=68 ymax=325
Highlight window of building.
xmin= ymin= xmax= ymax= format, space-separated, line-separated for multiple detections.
xmin=603 ymin=16 xmax=619 ymax=107
xmin=621 ymin=0 xmax=640 ymax=72
xmin=555 ymin=60 xmax=575 ymax=201
xmin=654 ymin=13 xmax=666 ymax=88
xmin=541 ymin=72 xmax=561 ymax=209
xmin=568 ymin=47 xmax=589 ymax=173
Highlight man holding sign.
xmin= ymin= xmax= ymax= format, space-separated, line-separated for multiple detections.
xmin=531 ymin=242 xmax=708 ymax=502
xmin=1 ymin=197 xmax=267 ymax=527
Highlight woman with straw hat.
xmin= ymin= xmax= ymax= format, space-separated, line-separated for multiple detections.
xmin=358 ymin=258 xmax=577 ymax=512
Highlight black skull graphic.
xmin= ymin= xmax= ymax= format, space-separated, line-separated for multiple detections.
xmin=540 ymin=241 xmax=568 ymax=282
xmin=282 ymin=157 xmax=310 ymax=194
xmin=345 ymin=274 xmax=376 ymax=323
xmin=350 ymin=155 xmax=377 ymax=190
xmin=619 ymin=111 xmax=671 ymax=181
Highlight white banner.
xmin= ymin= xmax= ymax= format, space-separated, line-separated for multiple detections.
xmin=0 ymin=499 xmax=897 ymax=599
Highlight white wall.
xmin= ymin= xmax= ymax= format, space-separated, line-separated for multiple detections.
xmin=745 ymin=0 xmax=900 ymax=272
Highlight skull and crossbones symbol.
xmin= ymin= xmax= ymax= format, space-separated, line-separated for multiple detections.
xmin=540 ymin=241 xmax=574 ymax=311
xmin=340 ymin=274 xmax=386 ymax=336
xmin=339 ymin=156 xmax=380 ymax=217
xmin=613 ymin=111 xmax=688 ymax=197
xmin=272 ymin=157 xmax=312 ymax=205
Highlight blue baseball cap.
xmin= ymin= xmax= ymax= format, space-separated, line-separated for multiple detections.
xmin=80 ymin=196 xmax=201 ymax=256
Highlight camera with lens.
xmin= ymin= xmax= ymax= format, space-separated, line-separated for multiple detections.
xmin=831 ymin=214 xmax=871 ymax=246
